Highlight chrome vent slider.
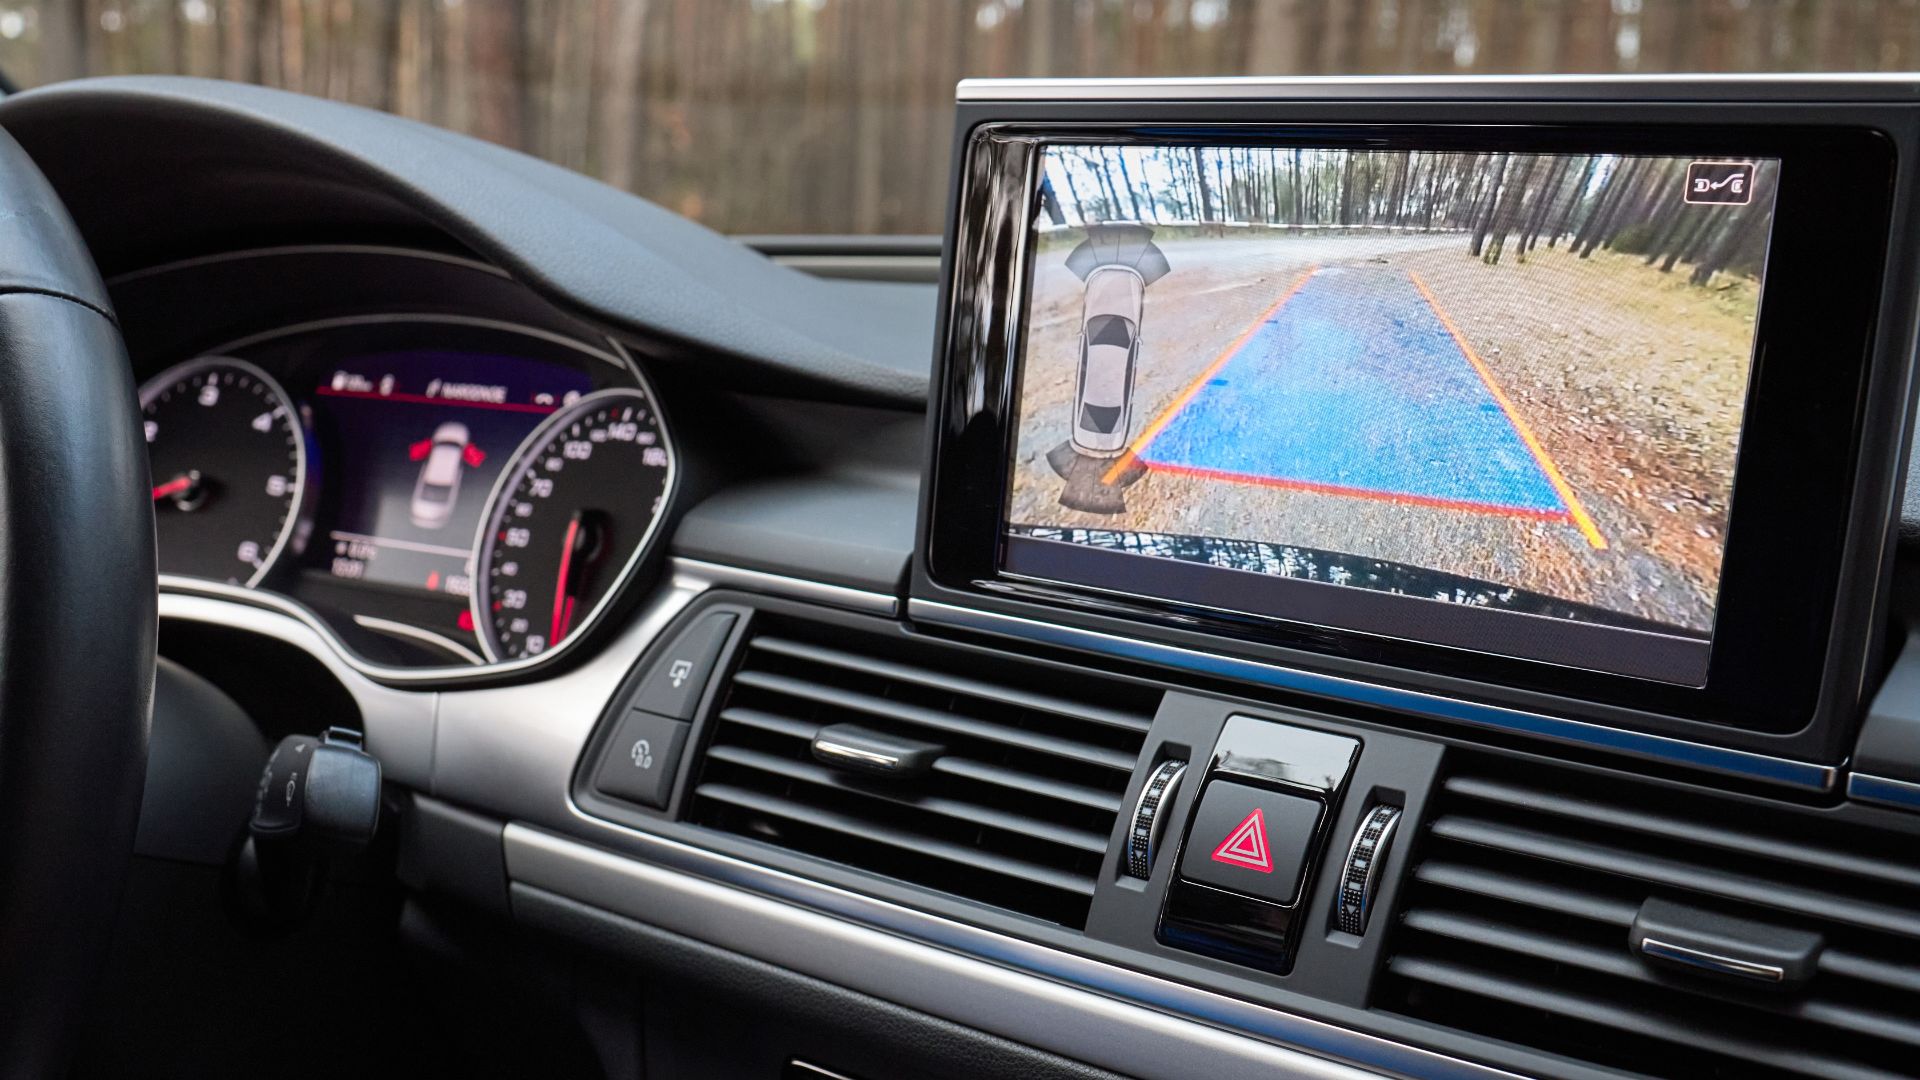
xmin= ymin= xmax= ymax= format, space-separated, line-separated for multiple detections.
xmin=1334 ymin=804 xmax=1402 ymax=935
xmin=1124 ymin=759 xmax=1187 ymax=878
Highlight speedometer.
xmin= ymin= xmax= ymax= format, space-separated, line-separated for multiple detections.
xmin=471 ymin=388 xmax=674 ymax=661
xmin=140 ymin=356 xmax=308 ymax=587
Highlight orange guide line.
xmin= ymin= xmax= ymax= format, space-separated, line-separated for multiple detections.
xmin=1406 ymin=270 xmax=1608 ymax=551
xmin=1100 ymin=266 xmax=1318 ymax=486
xmin=1142 ymin=460 xmax=1576 ymax=523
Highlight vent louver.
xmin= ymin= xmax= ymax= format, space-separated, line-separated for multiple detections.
xmin=1381 ymin=761 xmax=1920 ymax=1080
xmin=687 ymin=615 xmax=1156 ymax=929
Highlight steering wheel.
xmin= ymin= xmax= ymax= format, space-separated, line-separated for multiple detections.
xmin=0 ymin=130 xmax=156 ymax=1074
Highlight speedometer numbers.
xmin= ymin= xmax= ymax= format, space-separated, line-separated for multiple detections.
xmin=140 ymin=357 xmax=308 ymax=586
xmin=473 ymin=389 xmax=672 ymax=661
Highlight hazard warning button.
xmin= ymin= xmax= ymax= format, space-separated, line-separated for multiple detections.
xmin=1178 ymin=779 xmax=1323 ymax=906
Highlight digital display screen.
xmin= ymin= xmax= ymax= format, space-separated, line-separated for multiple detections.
xmin=304 ymin=350 xmax=593 ymax=599
xmin=1003 ymin=145 xmax=1781 ymax=683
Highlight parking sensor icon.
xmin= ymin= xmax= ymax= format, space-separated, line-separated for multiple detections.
xmin=1684 ymin=161 xmax=1755 ymax=205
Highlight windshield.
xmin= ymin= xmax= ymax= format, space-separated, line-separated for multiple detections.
xmin=0 ymin=1 xmax=1906 ymax=235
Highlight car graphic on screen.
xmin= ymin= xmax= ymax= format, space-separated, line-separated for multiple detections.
xmin=1071 ymin=264 xmax=1145 ymax=457
xmin=410 ymin=421 xmax=470 ymax=529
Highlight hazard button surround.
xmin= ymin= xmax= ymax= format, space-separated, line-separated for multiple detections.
xmin=1177 ymin=779 xmax=1324 ymax=907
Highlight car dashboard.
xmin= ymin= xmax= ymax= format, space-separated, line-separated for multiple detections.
xmin=8 ymin=73 xmax=1920 ymax=1080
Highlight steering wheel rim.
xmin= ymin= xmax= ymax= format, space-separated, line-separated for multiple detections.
xmin=0 ymin=128 xmax=155 ymax=1076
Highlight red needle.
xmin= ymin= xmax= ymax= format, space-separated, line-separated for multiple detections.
xmin=152 ymin=474 xmax=194 ymax=501
xmin=549 ymin=513 xmax=582 ymax=646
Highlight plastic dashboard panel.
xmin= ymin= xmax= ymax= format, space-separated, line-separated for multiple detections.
xmin=0 ymin=75 xmax=933 ymax=407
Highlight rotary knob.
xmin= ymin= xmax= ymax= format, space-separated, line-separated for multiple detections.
xmin=1125 ymin=760 xmax=1188 ymax=878
xmin=1335 ymin=804 xmax=1403 ymax=935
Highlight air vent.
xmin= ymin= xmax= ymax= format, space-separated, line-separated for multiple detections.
xmin=1379 ymin=760 xmax=1920 ymax=1080
xmin=687 ymin=615 xmax=1156 ymax=928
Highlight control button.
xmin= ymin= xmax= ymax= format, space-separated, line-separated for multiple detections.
xmin=1178 ymin=779 xmax=1323 ymax=906
xmin=631 ymin=611 xmax=737 ymax=720
xmin=594 ymin=710 xmax=691 ymax=809
xmin=1125 ymin=760 xmax=1188 ymax=878
xmin=1335 ymin=804 xmax=1403 ymax=935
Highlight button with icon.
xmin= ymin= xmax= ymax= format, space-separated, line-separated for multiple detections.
xmin=594 ymin=709 xmax=690 ymax=809
xmin=631 ymin=611 xmax=737 ymax=720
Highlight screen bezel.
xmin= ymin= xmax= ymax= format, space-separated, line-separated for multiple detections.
xmin=922 ymin=114 xmax=1903 ymax=735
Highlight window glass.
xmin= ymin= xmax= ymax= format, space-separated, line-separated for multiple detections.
xmin=0 ymin=0 xmax=1908 ymax=234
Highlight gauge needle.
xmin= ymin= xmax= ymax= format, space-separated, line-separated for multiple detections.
xmin=151 ymin=470 xmax=202 ymax=503
xmin=550 ymin=511 xmax=585 ymax=646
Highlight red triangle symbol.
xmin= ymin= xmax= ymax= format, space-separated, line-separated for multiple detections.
xmin=1210 ymin=807 xmax=1274 ymax=873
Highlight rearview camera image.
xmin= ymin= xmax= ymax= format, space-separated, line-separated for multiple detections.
xmin=1006 ymin=145 xmax=1780 ymax=640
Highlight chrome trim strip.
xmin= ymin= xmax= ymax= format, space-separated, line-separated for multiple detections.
xmin=956 ymin=73 xmax=1920 ymax=101
xmin=675 ymin=558 xmax=899 ymax=616
xmin=810 ymin=738 xmax=901 ymax=771
xmin=508 ymin=822 xmax=1521 ymax=1080
xmin=1847 ymin=772 xmax=1920 ymax=811
xmin=1638 ymin=937 xmax=1785 ymax=983
xmin=908 ymin=600 xmax=1839 ymax=792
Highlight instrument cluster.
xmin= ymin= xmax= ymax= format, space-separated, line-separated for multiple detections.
xmin=141 ymin=315 xmax=675 ymax=670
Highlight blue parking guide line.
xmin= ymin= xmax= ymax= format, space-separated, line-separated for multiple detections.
xmin=1139 ymin=265 xmax=1570 ymax=519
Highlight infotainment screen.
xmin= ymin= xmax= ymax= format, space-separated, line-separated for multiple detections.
xmin=1002 ymin=145 xmax=1781 ymax=685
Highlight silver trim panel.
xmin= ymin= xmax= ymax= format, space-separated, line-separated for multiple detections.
xmin=908 ymin=599 xmax=1839 ymax=792
xmin=158 ymin=591 xmax=440 ymax=788
xmin=676 ymin=558 xmax=898 ymax=616
xmin=507 ymin=822 xmax=1521 ymax=1080
xmin=159 ymin=558 xmax=898 ymax=798
xmin=1847 ymin=772 xmax=1920 ymax=811
xmin=957 ymin=73 xmax=1920 ymax=102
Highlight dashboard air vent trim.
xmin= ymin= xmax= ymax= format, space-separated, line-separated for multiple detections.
xmin=1380 ymin=762 xmax=1920 ymax=1080
xmin=687 ymin=616 xmax=1156 ymax=929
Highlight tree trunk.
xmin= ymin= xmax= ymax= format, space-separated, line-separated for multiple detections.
xmin=1192 ymin=146 xmax=1216 ymax=229
xmin=1469 ymin=153 xmax=1511 ymax=258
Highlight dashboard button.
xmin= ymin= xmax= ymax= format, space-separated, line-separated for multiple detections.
xmin=1178 ymin=779 xmax=1323 ymax=907
xmin=631 ymin=611 xmax=737 ymax=720
xmin=594 ymin=710 xmax=690 ymax=809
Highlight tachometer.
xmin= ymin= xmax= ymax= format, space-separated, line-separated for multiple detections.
xmin=471 ymin=388 xmax=673 ymax=661
xmin=140 ymin=357 xmax=308 ymax=586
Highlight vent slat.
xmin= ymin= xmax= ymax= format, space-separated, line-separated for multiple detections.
xmin=1388 ymin=955 xmax=1909 ymax=1080
xmin=1403 ymin=909 xmax=1920 ymax=1051
xmin=716 ymin=706 xmax=820 ymax=741
xmin=1444 ymin=775 xmax=1920 ymax=891
xmin=693 ymin=782 xmax=1097 ymax=898
xmin=1820 ymin=950 xmax=1920 ymax=997
xmin=703 ymin=744 xmax=1111 ymax=854
xmin=1412 ymin=860 xmax=1640 ymax=926
xmin=729 ymin=669 xmax=1136 ymax=773
xmin=1429 ymin=814 xmax=1920 ymax=941
xmin=931 ymin=757 xmax=1123 ymax=814
xmin=750 ymin=636 xmax=1154 ymax=734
